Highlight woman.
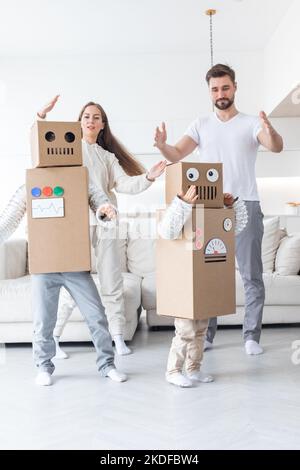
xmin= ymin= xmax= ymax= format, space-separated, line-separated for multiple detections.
xmin=38 ymin=96 xmax=166 ymax=356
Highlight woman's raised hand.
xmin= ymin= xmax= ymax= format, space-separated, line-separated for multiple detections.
xmin=147 ymin=160 xmax=167 ymax=181
xmin=37 ymin=95 xmax=60 ymax=119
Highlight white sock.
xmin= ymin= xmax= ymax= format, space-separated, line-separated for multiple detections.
xmin=113 ymin=334 xmax=132 ymax=356
xmin=187 ymin=371 xmax=214 ymax=383
xmin=54 ymin=336 xmax=68 ymax=359
xmin=35 ymin=372 xmax=52 ymax=386
xmin=245 ymin=339 xmax=263 ymax=355
xmin=204 ymin=340 xmax=213 ymax=351
xmin=107 ymin=368 xmax=128 ymax=382
xmin=166 ymin=372 xmax=193 ymax=388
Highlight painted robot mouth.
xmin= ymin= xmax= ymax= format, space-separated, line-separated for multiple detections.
xmin=188 ymin=185 xmax=217 ymax=200
xmin=47 ymin=147 xmax=74 ymax=155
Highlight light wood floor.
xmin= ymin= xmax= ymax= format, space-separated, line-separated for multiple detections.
xmin=0 ymin=319 xmax=300 ymax=450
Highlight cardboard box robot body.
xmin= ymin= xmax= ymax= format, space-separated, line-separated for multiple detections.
xmin=156 ymin=162 xmax=236 ymax=320
xmin=26 ymin=121 xmax=91 ymax=274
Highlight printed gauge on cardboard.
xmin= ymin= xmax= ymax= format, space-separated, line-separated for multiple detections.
xmin=204 ymin=238 xmax=227 ymax=262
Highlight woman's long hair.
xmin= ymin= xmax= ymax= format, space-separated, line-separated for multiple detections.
xmin=78 ymin=102 xmax=145 ymax=176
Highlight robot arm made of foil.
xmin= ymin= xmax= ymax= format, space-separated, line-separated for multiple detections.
xmin=0 ymin=185 xmax=27 ymax=245
xmin=232 ymin=199 xmax=248 ymax=235
xmin=158 ymin=196 xmax=192 ymax=240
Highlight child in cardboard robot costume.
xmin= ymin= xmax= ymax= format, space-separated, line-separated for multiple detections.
xmin=157 ymin=162 xmax=248 ymax=387
xmin=0 ymin=120 xmax=127 ymax=386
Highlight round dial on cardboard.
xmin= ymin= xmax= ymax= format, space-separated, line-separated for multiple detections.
xmin=223 ymin=218 xmax=233 ymax=232
xmin=205 ymin=238 xmax=227 ymax=255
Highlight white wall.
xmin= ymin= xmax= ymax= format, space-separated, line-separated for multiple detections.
xmin=1 ymin=47 xmax=300 ymax=234
xmin=261 ymin=0 xmax=300 ymax=229
xmin=0 ymin=50 xmax=263 ymax=227
xmin=264 ymin=0 xmax=300 ymax=114
xmin=0 ymin=50 xmax=263 ymax=153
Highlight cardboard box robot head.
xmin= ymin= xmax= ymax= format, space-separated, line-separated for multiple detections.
xmin=165 ymin=162 xmax=223 ymax=208
xmin=26 ymin=121 xmax=90 ymax=274
xmin=30 ymin=120 xmax=82 ymax=168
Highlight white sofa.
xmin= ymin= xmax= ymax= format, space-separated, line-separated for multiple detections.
xmin=1 ymin=214 xmax=300 ymax=343
xmin=142 ymin=215 xmax=300 ymax=328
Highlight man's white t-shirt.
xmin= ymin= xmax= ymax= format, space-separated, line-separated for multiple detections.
xmin=184 ymin=112 xmax=262 ymax=201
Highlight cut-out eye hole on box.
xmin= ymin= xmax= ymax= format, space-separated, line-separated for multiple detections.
xmin=45 ymin=131 xmax=55 ymax=142
xmin=64 ymin=132 xmax=75 ymax=143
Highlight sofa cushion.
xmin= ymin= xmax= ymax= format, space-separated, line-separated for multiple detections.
xmin=279 ymin=228 xmax=288 ymax=241
xmin=141 ymin=272 xmax=156 ymax=310
xmin=275 ymin=234 xmax=300 ymax=276
xmin=261 ymin=216 xmax=280 ymax=273
xmin=236 ymin=270 xmax=300 ymax=306
xmin=147 ymin=308 xmax=174 ymax=327
xmin=266 ymin=274 xmax=300 ymax=305
xmin=0 ymin=276 xmax=32 ymax=322
xmin=0 ymin=239 xmax=28 ymax=280
xmin=235 ymin=217 xmax=282 ymax=273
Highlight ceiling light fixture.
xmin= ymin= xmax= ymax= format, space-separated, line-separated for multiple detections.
xmin=205 ymin=9 xmax=216 ymax=68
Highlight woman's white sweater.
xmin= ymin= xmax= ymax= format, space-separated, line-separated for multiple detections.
xmin=83 ymin=141 xmax=151 ymax=201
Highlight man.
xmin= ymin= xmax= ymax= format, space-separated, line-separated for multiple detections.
xmin=154 ymin=63 xmax=283 ymax=355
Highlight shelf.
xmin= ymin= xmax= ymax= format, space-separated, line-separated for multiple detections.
xmin=269 ymin=85 xmax=300 ymax=118
xmin=265 ymin=214 xmax=300 ymax=218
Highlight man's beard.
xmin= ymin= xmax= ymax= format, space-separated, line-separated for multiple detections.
xmin=215 ymin=97 xmax=234 ymax=110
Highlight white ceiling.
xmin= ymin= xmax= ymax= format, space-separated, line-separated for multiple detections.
xmin=0 ymin=0 xmax=294 ymax=56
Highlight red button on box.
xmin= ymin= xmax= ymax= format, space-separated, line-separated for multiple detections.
xmin=43 ymin=186 xmax=53 ymax=197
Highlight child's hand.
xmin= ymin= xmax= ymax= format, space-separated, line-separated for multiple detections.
xmin=224 ymin=193 xmax=235 ymax=207
xmin=178 ymin=185 xmax=198 ymax=205
xmin=98 ymin=203 xmax=117 ymax=220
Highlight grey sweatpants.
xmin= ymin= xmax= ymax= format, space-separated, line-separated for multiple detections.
xmin=32 ymin=271 xmax=115 ymax=376
xmin=54 ymin=226 xmax=125 ymax=338
xmin=206 ymin=201 xmax=265 ymax=343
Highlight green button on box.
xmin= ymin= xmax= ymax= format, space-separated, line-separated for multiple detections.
xmin=54 ymin=186 xmax=64 ymax=196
